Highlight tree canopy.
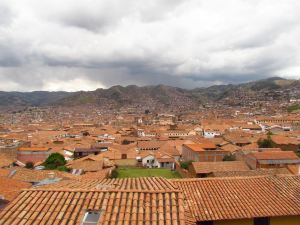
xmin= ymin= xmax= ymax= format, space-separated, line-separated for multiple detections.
xmin=257 ymin=136 xmax=275 ymax=148
xmin=223 ymin=153 xmax=236 ymax=161
xmin=43 ymin=153 xmax=66 ymax=170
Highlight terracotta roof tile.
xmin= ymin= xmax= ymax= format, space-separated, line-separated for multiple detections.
xmin=191 ymin=161 xmax=250 ymax=174
xmin=0 ymin=189 xmax=185 ymax=225
xmin=0 ymin=153 xmax=15 ymax=168
xmin=173 ymin=176 xmax=300 ymax=221
xmin=271 ymin=135 xmax=300 ymax=145
xmin=18 ymin=147 xmax=50 ymax=152
xmin=38 ymin=177 xmax=178 ymax=191
xmin=250 ymin=151 xmax=299 ymax=160
xmin=8 ymin=167 xmax=77 ymax=182
xmin=0 ymin=177 xmax=31 ymax=202
xmin=183 ymin=143 xmax=216 ymax=152
xmin=66 ymin=154 xmax=107 ymax=172
xmin=212 ymin=168 xmax=292 ymax=177
xmin=0 ymin=169 xmax=10 ymax=177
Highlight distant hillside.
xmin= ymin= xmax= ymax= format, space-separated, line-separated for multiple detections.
xmin=191 ymin=77 xmax=300 ymax=101
xmin=55 ymin=85 xmax=199 ymax=109
xmin=0 ymin=91 xmax=72 ymax=107
xmin=0 ymin=77 xmax=299 ymax=108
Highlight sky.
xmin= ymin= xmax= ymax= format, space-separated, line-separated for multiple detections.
xmin=0 ymin=0 xmax=300 ymax=91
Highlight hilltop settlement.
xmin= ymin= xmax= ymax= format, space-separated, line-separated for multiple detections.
xmin=0 ymin=78 xmax=300 ymax=225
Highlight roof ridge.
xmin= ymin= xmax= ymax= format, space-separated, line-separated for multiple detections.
xmin=22 ymin=188 xmax=182 ymax=193
xmin=172 ymin=175 xmax=300 ymax=182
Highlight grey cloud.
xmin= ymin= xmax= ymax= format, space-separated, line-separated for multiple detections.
xmin=0 ymin=43 xmax=23 ymax=67
xmin=58 ymin=9 xmax=115 ymax=32
xmin=0 ymin=3 xmax=13 ymax=26
xmin=0 ymin=0 xmax=299 ymax=91
xmin=49 ymin=0 xmax=184 ymax=32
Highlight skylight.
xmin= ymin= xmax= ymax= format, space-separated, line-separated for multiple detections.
xmin=81 ymin=210 xmax=102 ymax=225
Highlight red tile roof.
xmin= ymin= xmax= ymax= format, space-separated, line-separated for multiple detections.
xmin=250 ymin=151 xmax=299 ymax=160
xmin=271 ymin=135 xmax=300 ymax=145
xmin=212 ymin=168 xmax=292 ymax=177
xmin=67 ymin=154 xmax=106 ymax=172
xmin=0 ymin=188 xmax=185 ymax=225
xmin=0 ymin=153 xmax=14 ymax=168
xmin=18 ymin=147 xmax=50 ymax=152
xmin=38 ymin=177 xmax=178 ymax=191
xmin=191 ymin=161 xmax=250 ymax=174
xmin=183 ymin=143 xmax=216 ymax=152
xmin=173 ymin=176 xmax=300 ymax=221
xmin=8 ymin=167 xmax=77 ymax=182
xmin=0 ymin=177 xmax=31 ymax=202
xmin=0 ymin=169 xmax=10 ymax=177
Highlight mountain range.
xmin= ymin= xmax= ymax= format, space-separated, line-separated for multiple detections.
xmin=0 ymin=77 xmax=299 ymax=109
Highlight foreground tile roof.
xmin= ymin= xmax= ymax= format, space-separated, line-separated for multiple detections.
xmin=0 ymin=189 xmax=185 ymax=225
xmin=173 ymin=176 xmax=300 ymax=222
xmin=37 ymin=177 xmax=178 ymax=191
xmin=1 ymin=176 xmax=300 ymax=224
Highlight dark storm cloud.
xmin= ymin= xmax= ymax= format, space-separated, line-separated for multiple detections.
xmin=0 ymin=44 xmax=22 ymax=67
xmin=0 ymin=0 xmax=299 ymax=91
xmin=51 ymin=0 xmax=184 ymax=32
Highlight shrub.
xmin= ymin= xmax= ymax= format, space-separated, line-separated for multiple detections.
xmin=57 ymin=165 xmax=71 ymax=172
xmin=25 ymin=162 xmax=34 ymax=169
xmin=180 ymin=160 xmax=193 ymax=170
xmin=223 ymin=153 xmax=236 ymax=161
xmin=43 ymin=153 xmax=66 ymax=170
xmin=257 ymin=137 xmax=275 ymax=148
xmin=110 ymin=169 xmax=119 ymax=178
xmin=287 ymin=104 xmax=300 ymax=113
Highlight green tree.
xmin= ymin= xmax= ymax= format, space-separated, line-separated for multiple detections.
xmin=287 ymin=104 xmax=300 ymax=113
xmin=180 ymin=160 xmax=193 ymax=170
xmin=43 ymin=153 xmax=66 ymax=170
xmin=257 ymin=136 xmax=275 ymax=148
xmin=109 ymin=169 xmax=119 ymax=178
xmin=57 ymin=165 xmax=71 ymax=172
xmin=223 ymin=153 xmax=236 ymax=161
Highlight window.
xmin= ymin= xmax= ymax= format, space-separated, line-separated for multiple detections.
xmin=197 ymin=221 xmax=213 ymax=225
xmin=254 ymin=217 xmax=270 ymax=225
xmin=82 ymin=210 xmax=101 ymax=225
